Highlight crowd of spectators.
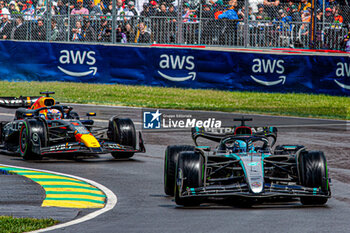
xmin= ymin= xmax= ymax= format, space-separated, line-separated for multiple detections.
xmin=0 ymin=0 xmax=349 ymax=49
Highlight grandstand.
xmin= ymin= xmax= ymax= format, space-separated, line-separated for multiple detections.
xmin=0 ymin=0 xmax=349 ymax=50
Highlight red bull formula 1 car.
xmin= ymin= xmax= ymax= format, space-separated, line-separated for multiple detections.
xmin=164 ymin=118 xmax=331 ymax=206
xmin=0 ymin=92 xmax=145 ymax=160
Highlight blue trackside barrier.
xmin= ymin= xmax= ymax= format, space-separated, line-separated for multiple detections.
xmin=0 ymin=41 xmax=349 ymax=96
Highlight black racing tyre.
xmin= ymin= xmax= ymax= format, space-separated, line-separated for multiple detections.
xmin=68 ymin=111 xmax=80 ymax=120
xmin=175 ymin=151 xmax=204 ymax=206
xmin=298 ymin=151 xmax=330 ymax=205
xmin=108 ymin=117 xmax=136 ymax=159
xmin=19 ymin=118 xmax=48 ymax=160
xmin=164 ymin=145 xmax=195 ymax=196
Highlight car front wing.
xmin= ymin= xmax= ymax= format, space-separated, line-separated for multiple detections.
xmin=40 ymin=132 xmax=146 ymax=155
xmin=178 ymin=183 xmax=330 ymax=199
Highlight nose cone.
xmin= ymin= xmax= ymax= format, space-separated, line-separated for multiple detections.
xmin=80 ymin=134 xmax=101 ymax=148
xmin=241 ymin=156 xmax=264 ymax=194
xmin=250 ymin=181 xmax=263 ymax=193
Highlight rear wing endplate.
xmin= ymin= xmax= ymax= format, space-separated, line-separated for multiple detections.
xmin=0 ymin=96 xmax=40 ymax=108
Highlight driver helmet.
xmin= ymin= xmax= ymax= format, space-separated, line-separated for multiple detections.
xmin=45 ymin=109 xmax=61 ymax=120
xmin=248 ymin=141 xmax=255 ymax=152
xmin=234 ymin=140 xmax=247 ymax=153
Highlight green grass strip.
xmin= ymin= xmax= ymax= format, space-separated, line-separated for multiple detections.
xmin=44 ymin=197 xmax=105 ymax=204
xmin=41 ymin=185 xmax=99 ymax=191
xmin=0 ymin=216 xmax=58 ymax=233
xmin=0 ymin=81 xmax=348 ymax=120
xmin=31 ymin=178 xmax=87 ymax=184
xmin=45 ymin=191 xmax=106 ymax=197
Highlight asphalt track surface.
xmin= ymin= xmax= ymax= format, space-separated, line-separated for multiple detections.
xmin=0 ymin=104 xmax=349 ymax=233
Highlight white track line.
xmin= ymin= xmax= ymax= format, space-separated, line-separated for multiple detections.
xmin=68 ymin=103 xmax=142 ymax=109
xmin=68 ymin=103 xmax=349 ymax=123
xmin=93 ymin=119 xmax=142 ymax=125
xmin=1 ymin=111 xmax=347 ymax=130
xmin=0 ymin=163 xmax=117 ymax=233
xmin=0 ymin=113 xmax=142 ymax=125
xmin=0 ymin=113 xmax=13 ymax=116
xmin=273 ymin=123 xmax=349 ymax=128
xmin=0 ymin=103 xmax=347 ymax=123
xmin=1 ymin=113 xmax=346 ymax=128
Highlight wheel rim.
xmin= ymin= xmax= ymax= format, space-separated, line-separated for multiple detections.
xmin=19 ymin=126 xmax=27 ymax=154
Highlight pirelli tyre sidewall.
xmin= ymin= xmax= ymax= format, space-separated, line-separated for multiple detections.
xmin=108 ymin=117 xmax=136 ymax=159
xmin=164 ymin=145 xmax=195 ymax=196
xmin=175 ymin=151 xmax=204 ymax=206
xmin=19 ymin=118 xmax=48 ymax=160
xmin=298 ymin=150 xmax=330 ymax=205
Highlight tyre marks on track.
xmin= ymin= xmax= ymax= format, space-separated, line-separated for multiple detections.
xmin=0 ymin=166 xmax=106 ymax=208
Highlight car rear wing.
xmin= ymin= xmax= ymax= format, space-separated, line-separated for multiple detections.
xmin=191 ymin=126 xmax=278 ymax=146
xmin=0 ymin=96 xmax=41 ymax=108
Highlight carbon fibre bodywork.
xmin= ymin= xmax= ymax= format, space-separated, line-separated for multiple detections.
xmin=171 ymin=118 xmax=331 ymax=205
xmin=0 ymin=93 xmax=145 ymax=158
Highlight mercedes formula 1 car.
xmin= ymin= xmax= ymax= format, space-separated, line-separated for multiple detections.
xmin=0 ymin=92 xmax=145 ymax=160
xmin=164 ymin=118 xmax=331 ymax=206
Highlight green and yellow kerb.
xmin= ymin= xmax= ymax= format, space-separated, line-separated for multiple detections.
xmin=0 ymin=166 xmax=106 ymax=208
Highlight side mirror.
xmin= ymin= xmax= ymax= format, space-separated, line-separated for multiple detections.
xmin=24 ymin=113 xmax=34 ymax=117
xmin=86 ymin=112 xmax=96 ymax=120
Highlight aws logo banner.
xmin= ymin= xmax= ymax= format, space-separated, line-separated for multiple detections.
xmin=57 ymin=50 xmax=98 ymax=78
xmin=250 ymin=59 xmax=286 ymax=86
xmin=156 ymin=53 xmax=197 ymax=82
xmin=334 ymin=62 xmax=350 ymax=90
